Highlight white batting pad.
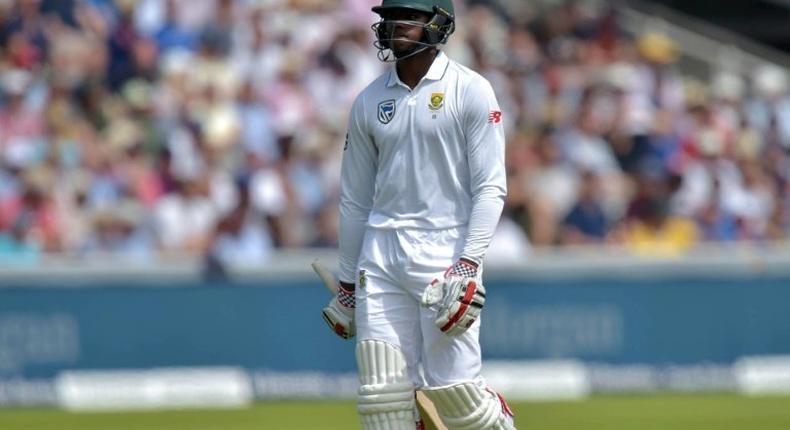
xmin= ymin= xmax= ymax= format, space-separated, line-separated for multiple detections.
xmin=421 ymin=382 xmax=516 ymax=430
xmin=356 ymin=340 xmax=417 ymax=430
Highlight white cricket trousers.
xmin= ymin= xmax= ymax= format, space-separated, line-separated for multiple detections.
xmin=355 ymin=226 xmax=483 ymax=388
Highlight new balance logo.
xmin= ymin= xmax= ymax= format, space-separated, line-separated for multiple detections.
xmin=488 ymin=111 xmax=502 ymax=124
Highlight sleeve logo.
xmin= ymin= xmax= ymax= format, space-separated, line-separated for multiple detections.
xmin=488 ymin=110 xmax=502 ymax=124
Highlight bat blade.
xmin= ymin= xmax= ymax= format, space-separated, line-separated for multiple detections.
xmin=417 ymin=391 xmax=448 ymax=430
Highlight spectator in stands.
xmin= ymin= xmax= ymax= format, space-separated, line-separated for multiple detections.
xmin=0 ymin=69 xmax=44 ymax=169
xmin=0 ymin=210 xmax=41 ymax=265
xmin=524 ymin=126 xmax=579 ymax=245
xmin=81 ymin=198 xmax=153 ymax=260
xmin=695 ymin=179 xmax=739 ymax=242
xmin=153 ymin=171 xmax=218 ymax=253
xmin=205 ymin=176 xmax=273 ymax=269
xmin=560 ymin=170 xmax=609 ymax=244
xmin=150 ymin=0 xmax=199 ymax=53
xmin=620 ymin=195 xmax=698 ymax=256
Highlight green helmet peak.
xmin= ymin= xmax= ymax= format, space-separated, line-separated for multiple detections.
xmin=372 ymin=0 xmax=454 ymax=17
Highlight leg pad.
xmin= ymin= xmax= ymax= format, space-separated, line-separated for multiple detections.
xmin=357 ymin=340 xmax=417 ymax=430
xmin=421 ymin=382 xmax=515 ymax=430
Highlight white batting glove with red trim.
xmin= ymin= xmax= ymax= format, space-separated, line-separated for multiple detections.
xmin=322 ymin=281 xmax=355 ymax=340
xmin=421 ymin=258 xmax=486 ymax=337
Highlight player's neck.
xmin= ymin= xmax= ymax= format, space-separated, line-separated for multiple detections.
xmin=395 ymin=49 xmax=439 ymax=90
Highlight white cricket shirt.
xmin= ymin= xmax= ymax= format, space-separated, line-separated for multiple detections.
xmin=338 ymin=51 xmax=506 ymax=282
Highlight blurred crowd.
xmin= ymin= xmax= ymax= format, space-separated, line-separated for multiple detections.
xmin=0 ymin=0 xmax=789 ymax=267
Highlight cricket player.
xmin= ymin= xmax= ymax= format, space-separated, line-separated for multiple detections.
xmin=322 ymin=0 xmax=514 ymax=428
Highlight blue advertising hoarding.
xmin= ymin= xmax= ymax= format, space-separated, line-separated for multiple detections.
xmin=1 ymin=271 xmax=789 ymax=404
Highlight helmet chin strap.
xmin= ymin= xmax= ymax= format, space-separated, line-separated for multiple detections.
xmin=376 ymin=41 xmax=433 ymax=63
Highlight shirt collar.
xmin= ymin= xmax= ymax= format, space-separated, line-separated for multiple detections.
xmin=386 ymin=51 xmax=450 ymax=88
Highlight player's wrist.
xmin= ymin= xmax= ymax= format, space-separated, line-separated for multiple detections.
xmin=339 ymin=281 xmax=356 ymax=291
xmin=457 ymin=256 xmax=480 ymax=269
xmin=446 ymin=257 xmax=480 ymax=279
xmin=336 ymin=281 xmax=356 ymax=310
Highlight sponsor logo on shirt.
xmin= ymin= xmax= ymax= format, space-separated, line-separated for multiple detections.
xmin=488 ymin=110 xmax=502 ymax=124
xmin=378 ymin=99 xmax=396 ymax=124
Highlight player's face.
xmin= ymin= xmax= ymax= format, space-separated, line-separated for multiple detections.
xmin=382 ymin=8 xmax=431 ymax=54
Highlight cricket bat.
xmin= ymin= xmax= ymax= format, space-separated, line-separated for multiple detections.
xmin=311 ymin=259 xmax=448 ymax=430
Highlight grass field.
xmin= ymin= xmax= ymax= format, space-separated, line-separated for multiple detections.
xmin=2 ymin=394 xmax=790 ymax=430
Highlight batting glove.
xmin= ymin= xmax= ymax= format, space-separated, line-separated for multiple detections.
xmin=322 ymin=281 xmax=356 ymax=339
xmin=421 ymin=258 xmax=486 ymax=337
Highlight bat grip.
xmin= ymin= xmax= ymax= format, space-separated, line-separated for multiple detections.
xmin=311 ymin=259 xmax=339 ymax=294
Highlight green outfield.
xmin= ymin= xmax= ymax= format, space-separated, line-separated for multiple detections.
xmin=2 ymin=394 xmax=790 ymax=430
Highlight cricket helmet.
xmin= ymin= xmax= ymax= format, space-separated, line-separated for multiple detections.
xmin=371 ymin=0 xmax=456 ymax=61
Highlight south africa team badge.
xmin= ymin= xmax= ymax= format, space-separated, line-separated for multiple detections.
xmin=428 ymin=92 xmax=444 ymax=111
xmin=358 ymin=270 xmax=367 ymax=289
xmin=378 ymin=99 xmax=396 ymax=124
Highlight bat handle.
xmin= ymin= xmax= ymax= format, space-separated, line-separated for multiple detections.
xmin=312 ymin=259 xmax=339 ymax=294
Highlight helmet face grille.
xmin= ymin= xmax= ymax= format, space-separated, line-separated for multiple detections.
xmin=371 ymin=16 xmax=454 ymax=62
